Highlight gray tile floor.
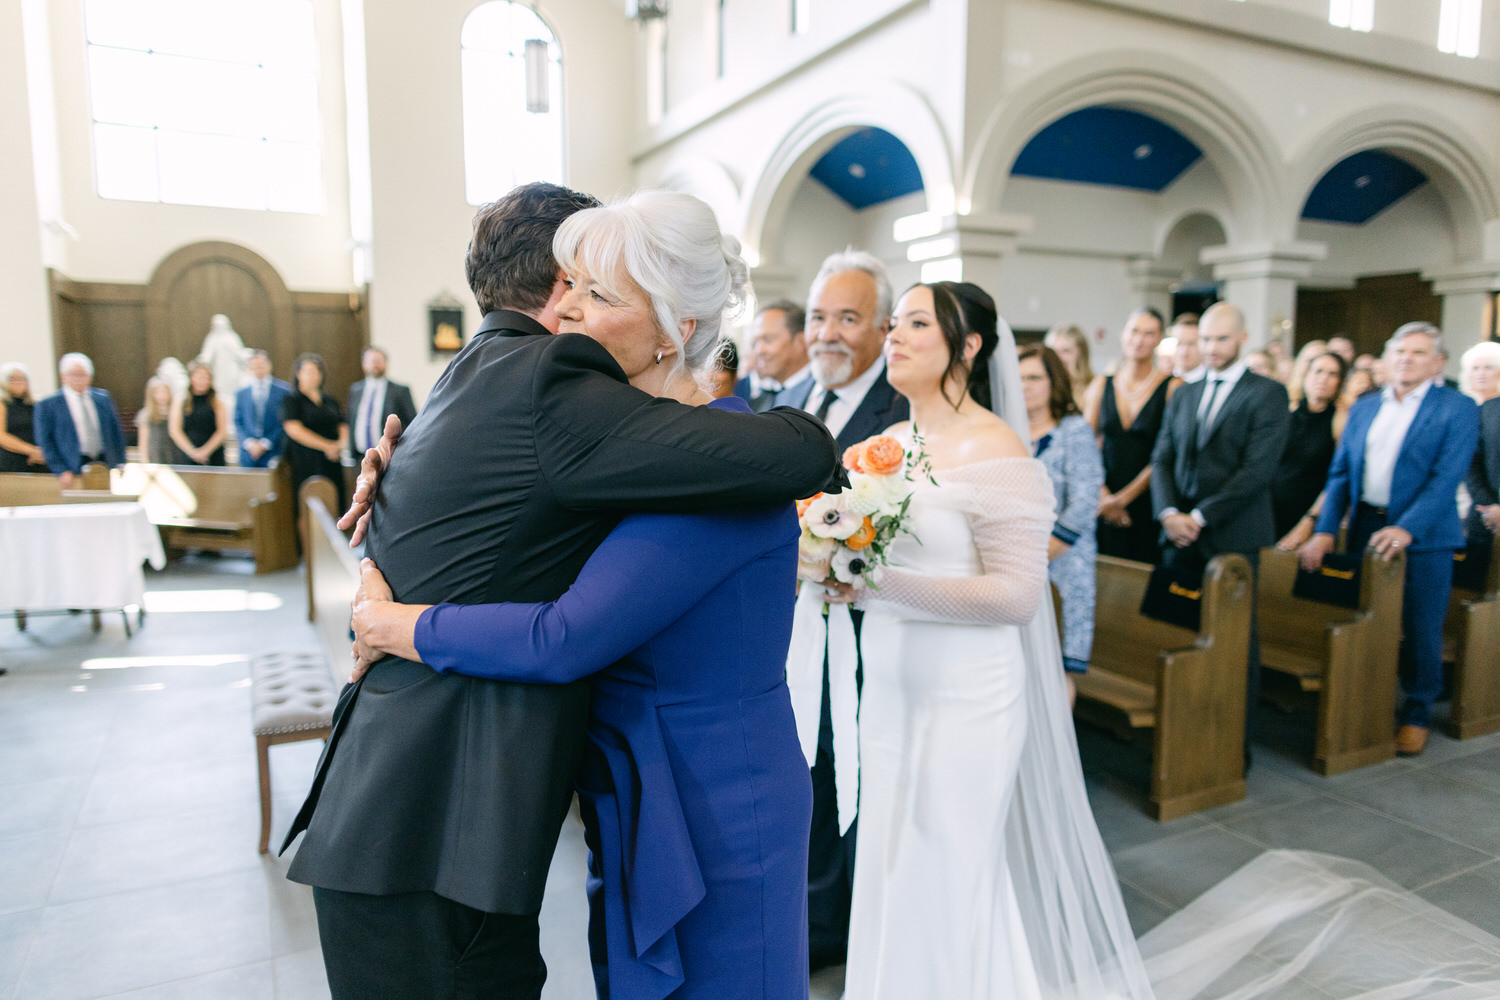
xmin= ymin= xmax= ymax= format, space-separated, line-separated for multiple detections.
xmin=3 ymin=557 xmax=1498 ymax=999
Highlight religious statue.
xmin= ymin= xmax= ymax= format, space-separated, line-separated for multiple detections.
xmin=196 ymin=314 xmax=251 ymax=398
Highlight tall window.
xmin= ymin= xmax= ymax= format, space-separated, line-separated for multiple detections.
xmin=1438 ymin=0 xmax=1482 ymax=56
xmin=1329 ymin=0 xmax=1374 ymax=32
xmin=462 ymin=2 xmax=563 ymax=206
xmin=86 ymin=0 xmax=323 ymax=212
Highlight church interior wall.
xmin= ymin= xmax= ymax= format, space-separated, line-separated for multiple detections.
xmin=35 ymin=0 xmax=358 ymax=292
xmin=4 ymin=0 xmax=56 ymax=395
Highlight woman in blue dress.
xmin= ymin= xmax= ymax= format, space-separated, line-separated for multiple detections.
xmin=349 ymin=190 xmax=811 ymax=1000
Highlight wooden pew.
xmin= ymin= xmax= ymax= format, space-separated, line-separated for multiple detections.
xmin=1445 ymin=544 xmax=1500 ymax=739
xmin=0 ymin=466 xmax=119 ymax=507
xmin=116 ymin=463 xmax=298 ymax=574
xmin=250 ymin=477 xmax=355 ymax=853
xmin=1073 ymin=553 xmax=1253 ymax=821
xmin=1257 ymin=547 xmax=1405 ymax=775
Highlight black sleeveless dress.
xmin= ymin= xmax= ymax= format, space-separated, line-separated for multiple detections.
xmin=182 ymin=392 xmax=225 ymax=466
xmin=1097 ymin=375 xmax=1172 ymax=564
xmin=1272 ymin=402 xmax=1337 ymax=538
xmin=0 ymin=394 xmax=35 ymax=472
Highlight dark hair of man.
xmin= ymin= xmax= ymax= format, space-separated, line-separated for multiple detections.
xmin=466 ymin=182 xmax=602 ymax=316
xmin=250 ymin=349 xmax=271 ymax=362
xmin=1131 ymin=306 xmax=1167 ymax=333
xmin=292 ymin=352 xmax=327 ymax=390
xmin=918 ymin=281 xmax=1000 ymax=410
xmin=712 ymin=338 xmax=739 ymax=374
xmin=1017 ymin=344 xmax=1082 ymax=422
xmin=758 ymin=299 xmax=806 ymax=336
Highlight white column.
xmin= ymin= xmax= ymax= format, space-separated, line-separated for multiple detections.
xmin=1424 ymin=262 xmax=1500 ymax=375
xmin=1201 ymin=241 xmax=1327 ymax=349
xmin=1127 ymin=258 xmax=1180 ymax=319
xmin=894 ymin=210 xmax=1032 ymax=302
xmin=0 ymin=0 xmax=57 ymax=392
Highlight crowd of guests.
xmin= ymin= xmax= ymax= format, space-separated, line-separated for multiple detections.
xmin=0 ymin=345 xmax=423 ymax=511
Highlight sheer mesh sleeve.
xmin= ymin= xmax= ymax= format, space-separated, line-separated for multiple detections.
xmin=860 ymin=458 xmax=1055 ymax=626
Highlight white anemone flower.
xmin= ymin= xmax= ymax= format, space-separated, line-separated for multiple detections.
xmin=805 ymin=493 xmax=862 ymax=540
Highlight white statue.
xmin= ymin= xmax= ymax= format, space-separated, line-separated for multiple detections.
xmin=155 ymin=356 xmax=189 ymax=401
xmin=196 ymin=314 xmax=250 ymax=398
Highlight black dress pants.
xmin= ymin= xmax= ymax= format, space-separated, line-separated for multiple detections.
xmin=313 ymin=886 xmax=545 ymax=1000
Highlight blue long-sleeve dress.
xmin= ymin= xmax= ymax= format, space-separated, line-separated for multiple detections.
xmin=411 ymin=426 xmax=812 ymax=999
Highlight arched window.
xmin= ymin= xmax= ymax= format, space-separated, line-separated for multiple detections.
xmin=462 ymin=2 xmax=564 ymax=205
xmin=85 ymin=0 xmax=323 ymax=212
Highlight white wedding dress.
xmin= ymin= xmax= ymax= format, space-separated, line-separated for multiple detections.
xmin=849 ymin=454 xmax=1056 ymax=999
xmin=819 ymin=322 xmax=1500 ymax=1000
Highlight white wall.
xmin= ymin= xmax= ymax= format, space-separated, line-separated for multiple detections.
xmin=362 ymin=0 xmax=637 ymax=397
xmin=1299 ymin=183 xmax=1458 ymax=283
xmin=1 ymin=0 xmax=57 ymax=394
xmin=39 ymin=0 xmax=357 ymax=290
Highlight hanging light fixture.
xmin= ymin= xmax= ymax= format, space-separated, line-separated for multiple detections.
xmin=627 ymin=0 xmax=669 ymax=20
xmin=524 ymin=38 xmax=549 ymax=114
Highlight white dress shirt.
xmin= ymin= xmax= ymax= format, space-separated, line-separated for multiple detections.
xmin=804 ymin=356 xmax=886 ymax=440
xmin=64 ymin=387 xmax=103 ymax=457
xmin=778 ymin=363 xmax=813 ymax=395
xmin=1361 ymin=381 xmax=1431 ymax=507
xmin=1178 ymin=364 xmax=1207 ymax=384
xmin=355 ymin=378 xmax=387 ymax=453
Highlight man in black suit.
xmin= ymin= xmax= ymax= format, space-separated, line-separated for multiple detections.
xmin=1152 ymin=302 xmax=1290 ymax=761
xmin=777 ymin=248 xmax=909 ymax=970
xmin=283 ymin=182 xmax=842 ymax=1000
xmin=1471 ymin=395 xmax=1500 ymax=541
xmin=735 ymin=299 xmax=810 ymax=411
xmin=347 ymin=346 xmax=418 ymax=455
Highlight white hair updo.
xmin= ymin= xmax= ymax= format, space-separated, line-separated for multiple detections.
xmin=553 ymin=189 xmax=751 ymax=374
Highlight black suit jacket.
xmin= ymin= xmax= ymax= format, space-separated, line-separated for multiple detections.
xmin=348 ymin=378 xmax=417 ymax=449
xmin=1468 ymin=397 xmax=1500 ymax=524
xmin=1151 ymin=370 xmax=1290 ymax=557
xmin=776 ymin=366 xmax=910 ymax=450
xmin=284 ymin=310 xmax=842 ymax=913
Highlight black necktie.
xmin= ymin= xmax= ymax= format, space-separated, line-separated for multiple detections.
xmin=1197 ymin=378 xmax=1223 ymax=449
xmin=813 ymin=390 xmax=838 ymax=423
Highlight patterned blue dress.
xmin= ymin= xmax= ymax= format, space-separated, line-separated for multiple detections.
xmin=411 ymin=401 xmax=812 ymax=1000
xmin=1032 ymin=414 xmax=1104 ymax=672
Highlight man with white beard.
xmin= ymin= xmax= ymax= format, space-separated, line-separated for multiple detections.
xmin=774 ymin=248 xmax=909 ymax=972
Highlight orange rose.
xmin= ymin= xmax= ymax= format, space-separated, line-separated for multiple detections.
xmin=844 ymin=517 xmax=877 ymax=550
xmin=796 ymin=493 xmax=823 ymax=518
xmin=861 ymin=436 xmax=905 ymax=477
xmin=842 ymin=444 xmax=866 ymax=473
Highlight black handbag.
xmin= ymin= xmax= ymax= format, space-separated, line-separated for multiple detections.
xmin=1292 ymin=552 xmax=1363 ymax=609
xmin=1140 ymin=555 xmax=1206 ymax=631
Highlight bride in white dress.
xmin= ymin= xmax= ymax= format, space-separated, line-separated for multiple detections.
xmin=839 ymin=281 xmax=1153 ymax=1000
xmin=831 ymin=280 xmax=1500 ymax=1000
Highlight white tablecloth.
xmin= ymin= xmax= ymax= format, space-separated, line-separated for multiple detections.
xmin=0 ymin=503 xmax=166 ymax=611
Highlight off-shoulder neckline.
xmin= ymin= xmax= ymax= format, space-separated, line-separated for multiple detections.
xmin=924 ymin=455 xmax=1043 ymax=477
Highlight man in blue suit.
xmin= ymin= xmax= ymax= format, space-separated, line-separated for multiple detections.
xmin=233 ymin=350 xmax=292 ymax=467
xmin=1301 ymin=322 xmax=1481 ymax=755
xmin=33 ymin=352 xmax=127 ymax=488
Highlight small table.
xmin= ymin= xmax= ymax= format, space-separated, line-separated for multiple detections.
xmin=0 ymin=502 xmax=167 ymax=636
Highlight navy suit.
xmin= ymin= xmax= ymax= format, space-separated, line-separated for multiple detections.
xmin=233 ymin=378 xmax=293 ymax=467
xmin=777 ymin=364 xmax=909 ymax=966
xmin=33 ymin=389 xmax=127 ymax=475
xmin=1316 ymin=385 xmax=1480 ymax=726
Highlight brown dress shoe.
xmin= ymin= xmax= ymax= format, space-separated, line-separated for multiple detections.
xmin=1395 ymin=724 xmax=1429 ymax=756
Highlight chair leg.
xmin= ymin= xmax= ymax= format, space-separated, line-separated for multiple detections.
xmin=257 ymin=735 xmax=273 ymax=854
xmin=90 ymin=610 xmax=102 ymax=632
xmin=13 ymin=611 xmax=24 ymax=631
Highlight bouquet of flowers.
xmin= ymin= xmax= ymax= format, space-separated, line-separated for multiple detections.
xmin=795 ymin=434 xmax=921 ymax=590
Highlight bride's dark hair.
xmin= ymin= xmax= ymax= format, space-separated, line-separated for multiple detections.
xmin=915 ymin=281 xmax=1000 ymax=410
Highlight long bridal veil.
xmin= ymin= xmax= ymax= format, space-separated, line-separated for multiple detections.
xmin=987 ymin=327 xmax=1500 ymax=1000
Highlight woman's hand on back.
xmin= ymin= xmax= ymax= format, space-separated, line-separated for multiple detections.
xmin=339 ymin=414 xmax=405 ymax=545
